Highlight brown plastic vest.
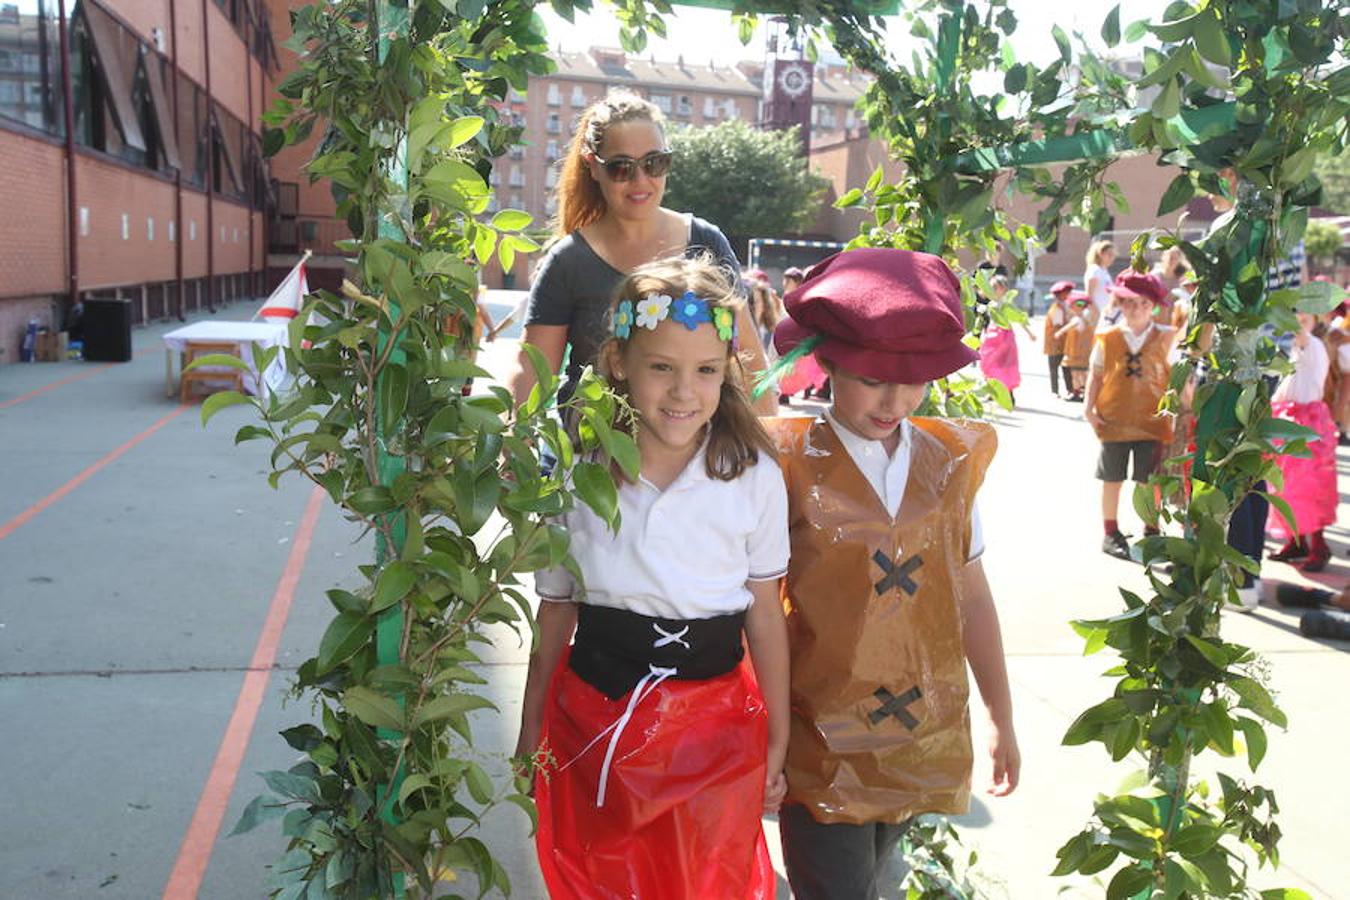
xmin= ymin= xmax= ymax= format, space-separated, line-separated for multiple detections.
xmin=766 ymin=416 xmax=996 ymax=825
xmin=1043 ymin=300 xmax=1067 ymax=356
xmin=1094 ymin=326 xmax=1174 ymax=443
xmin=1062 ymin=303 xmax=1098 ymax=368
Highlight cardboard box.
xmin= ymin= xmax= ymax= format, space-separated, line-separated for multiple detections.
xmin=34 ymin=330 xmax=68 ymax=362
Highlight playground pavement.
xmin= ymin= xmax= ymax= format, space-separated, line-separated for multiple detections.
xmin=1 ymin=303 xmax=1347 ymax=899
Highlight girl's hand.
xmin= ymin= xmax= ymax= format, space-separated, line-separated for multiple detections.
xmin=987 ymin=721 xmax=1021 ymax=797
xmin=763 ymin=770 xmax=788 ymax=812
xmin=1085 ymin=408 xmax=1105 ymax=431
xmin=513 ymin=722 xmax=543 ymax=794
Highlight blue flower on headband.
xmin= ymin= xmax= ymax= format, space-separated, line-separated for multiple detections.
xmin=613 ymin=300 xmax=634 ymax=339
xmin=671 ymin=291 xmax=712 ymax=331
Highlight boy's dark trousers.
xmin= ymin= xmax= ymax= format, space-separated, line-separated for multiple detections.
xmin=1047 ymin=354 xmax=1064 ymax=394
xmin=779 ymin=804 xmax=913 ymax=899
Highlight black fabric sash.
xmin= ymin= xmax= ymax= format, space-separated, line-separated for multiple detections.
xmin=569 ymin=604 xmax=747 ymax=700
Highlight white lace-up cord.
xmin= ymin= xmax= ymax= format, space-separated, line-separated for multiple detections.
xmin=593 ymin=663 xmax=678 ymax=807
xmin=651 ymin=623 xmax=691 ymax=650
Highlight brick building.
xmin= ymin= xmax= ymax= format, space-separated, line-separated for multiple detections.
xmin=0 ymin=0 xmax=278 ymax=363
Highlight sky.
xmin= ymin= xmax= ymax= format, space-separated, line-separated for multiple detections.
xmin=538 ymin=0 xmax=1175 ymax=69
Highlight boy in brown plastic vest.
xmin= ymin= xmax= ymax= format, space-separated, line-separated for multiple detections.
xmin=1083 ymin=270 xmax=1176 ymax=560
xmin=764 ymin=249 xmax=1019 ymax=899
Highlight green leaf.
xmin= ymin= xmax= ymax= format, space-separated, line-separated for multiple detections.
xmin=1152 ymin=78 xmax=1181 ymax=119
xmin=1192 ymin=9 xmax=1231 ymax=67
xmin=371 ymin=561 xmax=416 ymax=613
xmin=413 ymin=692 xmax=498 ymax=727
xmin=397 ymin=774 xmax=435 ymax=811
xmin=228 ymin=794 xmax=288 ymax=836
xmin=200 ymin=390 xmax=251 ymax=425
xmin=1051 ymin=24 xmax=1071 ymax=62
xmin=490 ymin=209 xmax=532 ymax=231
xmin=505 ymin=793 xmax=538 ymax=834
xmin=572 ymin=461 xmax=619 ymax=528
xmin=1171 ymin=823 xmax=1222 ymax=857
xmin=184 ymin=352 xmax=251 ymax=373
xmin=1101 ymin=4 xmax=1121 ymax=47
xmin=1184 ymin=634 xmax=1229 ymax=671
xmin=348 ymin=486 xmax=396 ymax=515
xmin=260 ymin=769 xmax=320 ymax=803
xmin=835 ymin=188 xmax=865 ymax=209
xmin=316 ymin=612 xmax=374 ymax=675
xmin=343 ymin=686 xmax=405 ymax=732
xmin=447 ymin=115 xmax=484 ymax=149
xmin=1228 ymin=676 xmax=1287 ymax=728
xmin=1236 ymin=717 xmax=1268 ymax=770
xmin=1107 ymin=864 xmax=1153 ymax=900
xmin=378 ymin=363 xmax=409 ymax=436
xmin=1157 ymin=173 xmax=1195 ymax=215
xmin=1124 ymin=18 xmax=1148 ymax=42
xmin=464 ymin=761 xmax=494 ymax=805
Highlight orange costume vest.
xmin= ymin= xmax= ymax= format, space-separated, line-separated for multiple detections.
xmin=1062 ymin=302 xmax=1097 ymax=368
xmin=1043 ymin=301 xmax=1067 ymax=356
xmin=1093 ymin=325 xmax=1174 ymax=443
xmin=767 ymin=416 xmax=996 ymax=825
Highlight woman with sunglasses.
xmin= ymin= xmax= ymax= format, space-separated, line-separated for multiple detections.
xmin=508 ymin=91 xmax=777 ymax=414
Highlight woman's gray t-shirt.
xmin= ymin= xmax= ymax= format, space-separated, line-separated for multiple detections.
xmin=524 ymin=215 xmax=742 ymax=402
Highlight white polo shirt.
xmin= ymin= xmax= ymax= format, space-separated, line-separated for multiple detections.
xmin=823 ymin=412 xmax=985 ymax=561
xmin=534 ymin=445 xmax=790 ymax=619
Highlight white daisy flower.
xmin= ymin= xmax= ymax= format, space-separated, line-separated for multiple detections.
xmin=635 ymin=293 xmax=673 ymax=330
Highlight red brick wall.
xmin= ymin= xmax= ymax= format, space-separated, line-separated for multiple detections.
xmin=114 ymin=0 xmax=172 ymax=51
xmin=207 ymin=4 xmax=249 ymax=123
xmin=175 ymin=0 xmax=205 ymax=83
xmin=74 ymin=154 xmax=178 ymax=290
xmin=0 ymin=132 xmax=67 ymax=299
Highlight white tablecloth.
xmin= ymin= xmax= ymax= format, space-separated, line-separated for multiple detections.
xmin=163 ymin=321 xmax=289 ymax=397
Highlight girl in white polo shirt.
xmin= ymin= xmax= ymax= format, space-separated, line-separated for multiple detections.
xmin=515 ymin=255 xmax=791 ymax=900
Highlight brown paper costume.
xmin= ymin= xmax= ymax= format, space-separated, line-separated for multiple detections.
xmin=767 ymin=415 xmax=996 ymax=826
xmin=1061 ymin=301 xmax=1098 ymax=369
xmin=1042 ymin=300 xmax=1067 ymax=356
xmin=1093 ymin=327 xmax=1174 ymax=443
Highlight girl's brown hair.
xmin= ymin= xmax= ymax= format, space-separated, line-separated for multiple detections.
xmin=553 ymin=91 xmax=665 ymax=236
xmin=1086 ymin=239 xmax=1115 ymax=268
xmin=599 ymin=255 xmax=776 ymax=481
xmin=749 ymin=282 xmax=781 ymax=335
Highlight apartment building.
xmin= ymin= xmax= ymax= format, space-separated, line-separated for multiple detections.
xmin=0 ymin=0 xmax=279 ymax=362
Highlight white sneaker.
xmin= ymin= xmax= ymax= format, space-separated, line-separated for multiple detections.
xmin=1231 ymin=586 xmax=1259 ymax=613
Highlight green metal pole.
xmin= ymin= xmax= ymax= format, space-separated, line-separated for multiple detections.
xmin=374 ymin=1 xmax=410 ymax=896
xmin=922 ymin=12 xmax=962 ymax=254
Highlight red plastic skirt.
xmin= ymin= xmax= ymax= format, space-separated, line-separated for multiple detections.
xmin=978 ymin=326 xmax=1022 ymax=391
xmin=1268 ymin=400 xmax=1339 ymax=538
xmin=535 ymin=649 xmax=773 ymax=900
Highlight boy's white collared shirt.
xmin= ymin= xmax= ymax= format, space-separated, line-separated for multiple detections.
xmin=823 ymin=410 xmax=985 ymax=560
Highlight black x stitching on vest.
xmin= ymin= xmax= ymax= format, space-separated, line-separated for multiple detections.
xmin=869 ymin=686 xmax=923 ymax=730
xmin=1124 ymin=350 xmax=1144 ymax=378
xmin=873 ymin=550 xmax=924 ymax=596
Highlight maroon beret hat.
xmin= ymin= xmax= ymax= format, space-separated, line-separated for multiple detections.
xmin=1050 ymin=279 xmax=1075 ymax=295
xmin=1111 ymin=270 xmax=1169 ymax=304
xmin=773 ymin=248 xmax=978 ymax=384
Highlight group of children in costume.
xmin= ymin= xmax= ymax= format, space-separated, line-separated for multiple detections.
xmin=516 ymin=248 xmax=1019 ymax=899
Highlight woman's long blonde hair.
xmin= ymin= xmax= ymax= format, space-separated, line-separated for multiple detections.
xmin=1086 ymin=239 xmax=1115 ymax=268
xmin=552 ymin=91 xmax=665 ymax=236
xmin=599 ymin=255 xmax=775 ymax=481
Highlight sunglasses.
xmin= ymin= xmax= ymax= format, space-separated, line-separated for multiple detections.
xmin=592 ymin=150 xmax=674 ymax=182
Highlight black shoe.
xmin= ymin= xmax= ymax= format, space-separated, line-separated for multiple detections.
xmin=1067 ymin=393 xmax=1084 ymax=403
xmin=1269 ymin=539 xmax=1308 ymax=562
xmin=1102 ymin=531 xmax=1132 ymax=560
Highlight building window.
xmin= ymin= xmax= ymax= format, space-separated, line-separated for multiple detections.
xmin=509 ymin=192 xmax=521 ymax=209
xmin=489 ymin=169 xmax=500 ymax=186
xmin=71 ymin=0 xmax=147 ymax=162
xmin=545 ymin=139 xmax=558 ymax=160
xmin=0 ymin=0 xmax=65 ymax=135
xmin=507 ymin=86 xmax=525 ymax=103
xmin=571 ymin=86 xmax=586 ymax=107
xmin=703 ymin=96 xmax=716 ymax=118
xmin=211 ymin=105 xmax=246 ymax=200
xmin=724 ymin=100 xmax=739 ymax=120
xmin=546 ymin=83 xmax=561 ymax=106
xmin=675 ymin=95 xmax=691 ymax=116
xmin=546 ymin=112 xmax=560 ymax=134
xmin=650 ymin=93 xmax=672 ymax=114
xmin=508 ymin=164 xmax=524 ymax=187
xmin=176 ymin=73 xmax=208 ymax=188
xmin=545 ymin=165 xmax=557 ymax=188
xmin=509 ymin=143 xmax=524 ymax=159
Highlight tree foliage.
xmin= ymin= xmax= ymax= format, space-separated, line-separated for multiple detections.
xmin=1303 ymin=219 xmax=1342 ymax=270
xmin=660 ymin=119 xmax=830 ymax=241
xmin=1311 ymin=149 xmax=1350 ymax=215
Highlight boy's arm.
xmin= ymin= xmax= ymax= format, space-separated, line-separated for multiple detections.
xmin=744 ymin=577 xmax=791 ymax=810
xmin=959 ymin=558 xmax=1020 ymax=796
xmin=1083 ymin=357 xmax=1105 ymax=430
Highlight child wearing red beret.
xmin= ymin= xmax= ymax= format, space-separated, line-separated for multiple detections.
xmin=1083 ymin=270 xmax=1177 ymax=560
xmin=1043 ymin=279 xmax=1076 ymax=397
xmin=764 ymin=248 xmax=1019 ymax=899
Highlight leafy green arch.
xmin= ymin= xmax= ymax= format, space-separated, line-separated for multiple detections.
xmin=221 ymin=1 xmax=1347 ymax=896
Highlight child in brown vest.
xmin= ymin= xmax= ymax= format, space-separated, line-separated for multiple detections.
xmin=1083 ymin=271 xmax=1176 ymax=560
xmin=1057 ymin=290 xmax=1098 ymax=401
xmin=1043 ymin=280 xmax=1074 ymax=396
xmin=764 ymin=249 xmax=1019 ymax=899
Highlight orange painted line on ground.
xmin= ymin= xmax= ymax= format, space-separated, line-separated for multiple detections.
xmin=0 ymin=346 xmax=160 ymax=410
xmin=0 ymin=404 xmax=190 ymax=541
xmin=162 ymin=484 xmax=326 ymax=900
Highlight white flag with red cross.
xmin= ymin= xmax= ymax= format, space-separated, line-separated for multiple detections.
xmin=255 ymin=252 xmax=311 ymax=322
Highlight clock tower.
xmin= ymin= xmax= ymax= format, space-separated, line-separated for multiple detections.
xmin=761 ymin=21 xmax=814 ymax=156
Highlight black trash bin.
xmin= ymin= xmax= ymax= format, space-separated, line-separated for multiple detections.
xmin=83 ymin=297 xmax=133 ymax=362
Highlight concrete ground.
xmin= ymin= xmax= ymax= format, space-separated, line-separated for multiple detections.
xmin=1 ymin=313 xmax=1346 ymax=899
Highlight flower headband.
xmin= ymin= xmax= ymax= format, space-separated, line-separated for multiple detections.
xmin=613 ymin=290 xmax=737 ymax=344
